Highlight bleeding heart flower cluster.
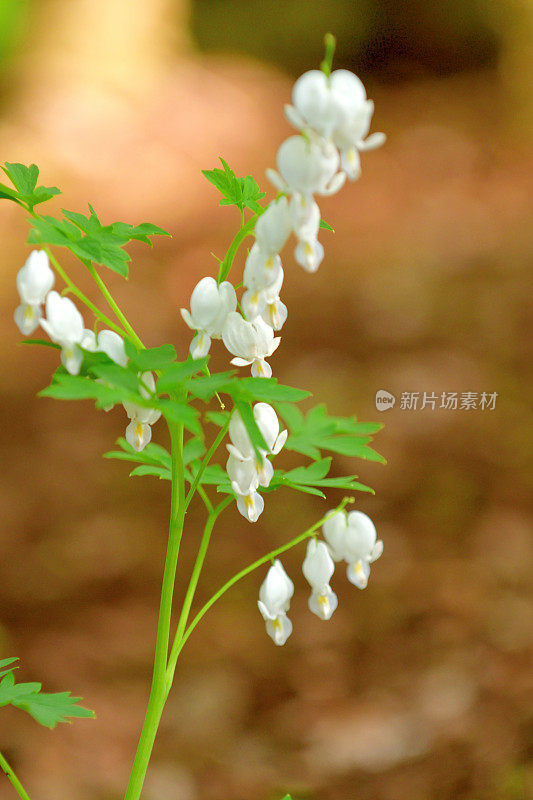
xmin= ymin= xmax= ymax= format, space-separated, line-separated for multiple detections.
xmin=258 ymin=509 xmax=383 ymax=645
xmin=179 ymin=65 xmax=384 ymax=521
xmin=13 ymin=250 xmax=160 ymax=451
xmin=226 ymin=402 xmax=287 ymax=522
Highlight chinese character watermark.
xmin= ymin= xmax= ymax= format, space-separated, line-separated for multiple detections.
xmin=376 ymin=391 xmax=498 ymax=411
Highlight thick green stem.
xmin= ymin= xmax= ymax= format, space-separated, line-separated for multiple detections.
xmin=0 ymin=751 xmax=32 ymax=800
xmin=216 ymin=215 xmax=257 ymax=284
xmin=86 ymin=263 xmax=144 ymax=349
xmin=124 ymin=421 xmax=185 ymax=800
xmin=166 ymin=498 xmax=353 ymax=673
xmin=165 ymin=496 xmax=232 ymax=690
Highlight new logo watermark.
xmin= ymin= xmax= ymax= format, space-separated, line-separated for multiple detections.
xmin=375 ymin=390 xmax=396 ymax=411
xmin=375 ymin=391 xmax=498 ymax=411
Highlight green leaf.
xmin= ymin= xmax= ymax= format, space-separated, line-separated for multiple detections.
xmin=284 ymin=458 xmax=332 ymax=482
xmin=188 ymin=462 xmax=232 ymax=491
xmin=319 ymin=219 xmax=334 ymax=232
xmin=156 ymin=358 xmax=209 ymax=393
xmin=123 ymin=343 xmax=177 ymax=372
xmin=202 ymin=158 xmax=265 ymax=213
xmin=0 ymin=661 xmax=94 ymax=728
xmin=183 ymin=436 xmax=206 ymax=465
xmin=104 ymin=438 xmax=172 ymax=470
xmin=155 ymin=399 xmax=202 ymax=435
xmin=14 ymin=691 xmax=95 ymax=729
xmin=0 ymin=657 xmax=18 ymax=680
xmin=0 ymin=182 xmax=22 ymax=203
xmin=278 ymin=403 xmax=385 ymax=464
xmin=206 ymin=410 xmax=231 ymax=427
xmin=90 ymin=363 xmax=141 ymax=394
xmin=228 ymin=377 xmax=310 ymax=404
xmin=3 ymin=162 xmax=39 ymax=194
xmin=130 ymin=465 xmax=171 ymax=480
xmin=1 ymin=163 xmax=61 ymax=209
xmin=28 ymin=204 xmax=169 ymax=278
xmin=20 ymin=338 xmax=61 ymax=350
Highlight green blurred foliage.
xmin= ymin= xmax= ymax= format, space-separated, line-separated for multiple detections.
xmin=190 ymin=0 xmax=500 ymax=78
xmin=0 ymin=0 xmax=28 ymax=82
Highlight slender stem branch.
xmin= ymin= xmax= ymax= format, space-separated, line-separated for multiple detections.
xmin=167 ymin=498 xmax=353 ymax=669
xmin=183 ymin=417 xmax=231 ymax=511
xmin=216 ymin=215 xmax=257 ymax=284
xmin=44 ymin=247 xmax=129 ymax=338
xmin=0 ymin=751 xmax=32 ymax=800
xmin=86 ymin=263 xmax=144 ymax=349
xmin=165 ymin=496 xmax=232 ymax=690
xmin=124 ymin=420 xmax=185 ymax=800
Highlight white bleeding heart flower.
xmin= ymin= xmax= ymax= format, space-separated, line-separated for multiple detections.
xmin=40 ymin=290 xmax=85 ymax=375
xmin=289 ymin=194 xmax=321 ymax=242
xmin=322 ymin=509 xmax=383 ymax=590
xmin=294 ymin=237 xmax=324 ymax=273
xmin=302 ymin=539 xmax=338 ymax=620
xmin=222 ymin=312 xmax=280 ymax=377
xmin=254 ymin=197 xmax=292 ymax=256
xmin=257 ymin=560 xmax=294 ymax=645
xmin=268 ymin=135 xmax=345 ymax=198
xmin=123 ymin=371 xmax=161 ymax=452
xmin=285 ymin=69 xmax=385 ymax=180
xmin=14 ymin=250 xmax=55 ymax=335
xmin=228 ymin=404 xmax=287 ymax=462
xmin=97 ymin=330 xmax=128 ymax=367
xmin=243 ymin=243 xmax=282 ymax=292
xmin=243 ymin=268 xmax=287 ymax=331
xmin=181 ymin=277 xmax=237 ymax=358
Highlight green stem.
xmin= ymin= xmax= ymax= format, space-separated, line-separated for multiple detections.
xmin=320 ymin=32 xmax=337 ymax=77
xmin=86 ymin=263 xmax=144 ymax=349
xmin=184 ymin=416 xmax=231 ymax=511
xmin=165 ymin=496 xmax=232 ymax=690
xmin=216 ymin=215 xmax=257 ymax=284
xmin=124 ymin=420 xmax=185 ymax=800
xmin=44 ymin=247 xmax=129 ymax=339
xmin=0 ymin=751 xmax=32 ymax=800
xmin=167 ymin=498 xmax=353 ymax=670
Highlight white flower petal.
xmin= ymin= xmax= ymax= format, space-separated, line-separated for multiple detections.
xmin=14 ymin=303 xmax=41 ymax=335
xmin=126 ymin=420 xmax=152 ymax=452
xmin=189 ymin=331 xmax=211 ymax=359
xmin=308 ymin=586 xmax=338 ymax=620
xmin=303 ymin=539 xmax=335 ymax=590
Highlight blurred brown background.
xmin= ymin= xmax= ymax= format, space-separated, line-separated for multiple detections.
xmin=0 ymin=1 xmax=532 ymax=799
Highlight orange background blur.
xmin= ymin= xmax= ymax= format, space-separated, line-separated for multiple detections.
xmin=0 ymin=2 xmax=532 ymax=799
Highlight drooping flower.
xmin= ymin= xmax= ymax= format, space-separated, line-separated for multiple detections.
xmin=243 ymin=243 xmax=282 ymax=292
xmin=222 ymin=312 xmax=280 ymax=377
xmin=322 ymin=509 xmax=383 ymax=589
xmin=97 ymin=330 xmax=128 ymax=367
xmin=14 ymin=250 xmax=55 ymax=335
xmin=254 ymin=196 xmax=292 ymax=256
xmin=181 ymin=276 xmax=237 ymax=359
xmin=302 ymin=538 xmax=338 ymax=620
xmin=40 ymin=290 xmax=85 ymax=375
xmin=285 ymin=69 xmax=386 ymax=180
xmin=268 ymin=135 xmax=345 ymax=198
xmin=123 ymin=371 xmax=161 ymax=452
xmin=227 ymin=404 xmax=287 ymax=478
xmin=226 ymin=404 xmax=287 ymax=520
xmin=242 ymin=267 xmax=287 ymax=330
xmin=260 ymin=273 xmax=288 ymax=331
xmin=258 ymin=560 xmax=294 ymax=645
